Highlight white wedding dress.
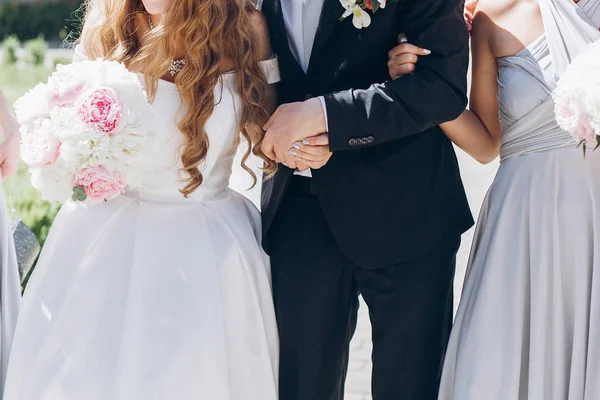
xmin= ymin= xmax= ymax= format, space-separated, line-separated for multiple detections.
xmin=2 ymin=48 xmax=280 ymax=400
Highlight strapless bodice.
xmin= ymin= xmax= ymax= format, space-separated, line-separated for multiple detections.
xmin=497 ymin=35 xmax=554 ymax=128
xmin=495 ymin=0 xmax=600 ymax=162
xmin=496 ymin=34 xmax=574 ymax=161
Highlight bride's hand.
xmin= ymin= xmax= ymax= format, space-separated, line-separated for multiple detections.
xmin=0 ymin=132 xmax=20 ymax=180
xmin=289 ymin=134 xmax=332 ymax=170
xmin=388 ymin=34 xmax=431 ymax=80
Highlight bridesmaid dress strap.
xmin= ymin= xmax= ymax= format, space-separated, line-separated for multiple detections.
xmin=539 ymin=0 xmax=600 ymax=77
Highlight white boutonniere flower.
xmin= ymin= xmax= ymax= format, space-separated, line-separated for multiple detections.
xmin=339 ymin=0 xmax=386 ymax=29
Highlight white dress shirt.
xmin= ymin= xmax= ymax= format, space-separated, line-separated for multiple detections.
xmin=281 ymin=0 xmax=324 ymax=72
xmin=281 ymin=0 xmax=327 ymax=177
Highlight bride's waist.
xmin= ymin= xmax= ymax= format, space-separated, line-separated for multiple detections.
xmin=123 ymin=186 xmax=229 ymax=204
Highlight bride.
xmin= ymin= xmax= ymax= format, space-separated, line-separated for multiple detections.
xmin=3 ymin=0 xmax=281 ymax=399
xmin=388 ymin=0 xmax=600 ymax=398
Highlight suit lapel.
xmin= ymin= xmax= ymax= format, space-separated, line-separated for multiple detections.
xmin=263 ymin=0 xmax=307 ymax=77
xmin=307 ymin=0 xmax=343 ymax=74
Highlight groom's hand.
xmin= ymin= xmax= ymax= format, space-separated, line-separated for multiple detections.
xmin=262 ymin=98 xmax=328 ymax=165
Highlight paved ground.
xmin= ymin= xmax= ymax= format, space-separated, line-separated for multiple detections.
xmin=344 ymin=149 xmax=499 ymax=399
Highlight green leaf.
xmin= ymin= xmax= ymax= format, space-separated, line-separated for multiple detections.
xmin=72 ymin=186 xmax=87 ymax=202
xmin=372 ymin=0 xmax=380 ymax=12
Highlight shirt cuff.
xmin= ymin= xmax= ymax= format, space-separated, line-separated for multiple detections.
xmin=318 ymin=96 xmax=329 ymax=132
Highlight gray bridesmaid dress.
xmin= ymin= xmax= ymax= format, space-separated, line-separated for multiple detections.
xmin=438 ymin=0 xmax=600 ymax=399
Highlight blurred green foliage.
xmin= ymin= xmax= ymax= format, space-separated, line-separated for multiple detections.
xmin=0 ymin=0 xmax=83 ymax=43
xmin=2 ymin=35 xmax=20 ymax=65
xmin=24 ymin=35 xmax=48 ymax=66
xmin=6 ymin=168 xmax=61 ymax=247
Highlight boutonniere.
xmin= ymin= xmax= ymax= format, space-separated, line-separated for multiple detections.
xmin=339 ymin=0 xmax=386 ymax=29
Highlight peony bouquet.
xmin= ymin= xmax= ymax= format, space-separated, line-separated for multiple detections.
xmin=14 ymin=59 xmax=156 ymax=204
xmin=553 ymin=40 xmax=600 ymax=153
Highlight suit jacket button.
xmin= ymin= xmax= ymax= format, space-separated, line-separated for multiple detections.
xmin=359 ymin=138 xmax=367 ymax=145
xmin=348 ymin=138 xmax=357 ymax=146
xmin=367 ymin=136 xmax=375 ymax=143
xmin=305 ymin=94 xmax=314 ymax=100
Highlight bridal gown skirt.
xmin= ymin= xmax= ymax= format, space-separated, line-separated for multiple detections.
xmin=439 ymin=148 xmax=600 ymax=400
xmin=2 ymin=189 xmax=279 ymax=400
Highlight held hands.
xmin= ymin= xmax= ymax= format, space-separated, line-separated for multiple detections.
xmin=262 ymin=98 xmax=332 ymax=170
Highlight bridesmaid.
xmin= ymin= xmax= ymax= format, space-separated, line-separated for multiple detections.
xmin=0 ymin=89 xmax=21 ymax=394
xmin=388 ymin=0 xmax=600 ymax=399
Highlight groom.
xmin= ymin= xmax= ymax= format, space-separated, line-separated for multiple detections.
xmin=261 ymin=0 xmax=473 ymax=398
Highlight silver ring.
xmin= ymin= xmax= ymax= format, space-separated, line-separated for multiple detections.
xmin=400 ymin=37 xmax=408 ymax=43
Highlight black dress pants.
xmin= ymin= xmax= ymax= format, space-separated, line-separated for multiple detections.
xmin=268 ymin=177 xmax=459 ymax=400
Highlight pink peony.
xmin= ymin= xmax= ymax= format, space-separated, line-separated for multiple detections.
xmin=572 ymin=113 xmax=597 ymax=143
xmin=73 ymin=165 xmax=126 ymax=203
xmin=555 ymin=90 xmax=596 ymax=143
xmin=20 ymin=118 xmax=61 ymax=168
xmin=77 ymin=88 xmax=123 ymax=134
xmin=47 ymin=67 xmax=87 ymax=107
xmin=554 ymin=91 xmax=580 ymax=131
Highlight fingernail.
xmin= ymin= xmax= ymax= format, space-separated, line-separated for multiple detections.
xmin=302 ymin=139 xmax=310 ymax=145
xmin=289 ymin=149 xmax=298 ymax=156
xmin=293 ymin=142 xmax=301 ymax=149
xmin=423 ymin=49 xmax=432 ymax=55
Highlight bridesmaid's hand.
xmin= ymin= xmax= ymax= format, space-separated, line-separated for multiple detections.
xmin=464 ymin=0 xmax=479 ymax=34
xmin=387 ymin=34 xmax=431 ymax=80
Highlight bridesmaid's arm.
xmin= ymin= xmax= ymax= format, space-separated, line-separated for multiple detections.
xmin=439 ymin=11 xmax=502 ymax=164
xmin=0 ymin=90 xmax=18 ymax=136
xmin=0 ymin=90 xmax=21 ymax=179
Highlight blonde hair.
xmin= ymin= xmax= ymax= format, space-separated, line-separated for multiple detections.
xmin=80 ymin=0 xmax=276 ymax=196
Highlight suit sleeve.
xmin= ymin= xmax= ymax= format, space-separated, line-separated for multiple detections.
xmin=323 ymin=0 xmax=470 ymax=152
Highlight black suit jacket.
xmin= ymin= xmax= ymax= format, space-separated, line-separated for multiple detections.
xmin=261 ymin=0 xmax=474 ymax=269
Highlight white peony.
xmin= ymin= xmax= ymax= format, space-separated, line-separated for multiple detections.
xmin=14 ymin=59 xmax=157 ymax=204
xmin=14 ymin=84 xmax=51 ymax=125
xmin=554 ymin=40 xmax=600 ymax=148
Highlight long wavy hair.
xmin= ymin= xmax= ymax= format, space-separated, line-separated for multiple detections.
xmin=80 ymin=0 xmax=276 ymax=196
